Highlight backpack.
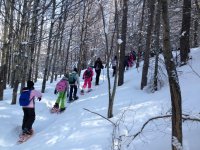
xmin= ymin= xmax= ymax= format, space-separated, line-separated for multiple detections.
xmin=84 ymin=69 xmax=92 ymax=79
xmin=68 ymin=72 xmax=77 ymax=84
xmin=56 ymin=79 xmax=68 ymax=92
xmin=19 ymin=90 xmax=32 ymax=106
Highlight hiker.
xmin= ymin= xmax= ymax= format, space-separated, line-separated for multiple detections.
xmin=81 ymin=66 xmax=94 ymax=93
xmin=111 ymin=56 xmax=117 ymax=77
xmin=53 ymin=74 xmax=69 ymax=112
xmin=20 ymin=80 xmax=42 ymax=135
xmin=68 ymin=68 xmax=80 ymax=102
xmin=94 ymin=57 xmax=104 ymax=85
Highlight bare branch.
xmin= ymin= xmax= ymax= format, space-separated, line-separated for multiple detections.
xmin=83 ymin=108 xmax=116 ymax=126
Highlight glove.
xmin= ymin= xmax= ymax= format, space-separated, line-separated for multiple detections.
xmin=54 ymin=89 xmax=57 ymax=95
xmin=38 ymin=97 xmax=41 ymax=101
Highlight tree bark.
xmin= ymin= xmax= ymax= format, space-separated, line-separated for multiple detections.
xmin=136 ymin=0 xmax=146 ymax=68
xmin=180 ymin=0 xmax=191 ymax=64
xmin=153 ymin=0 xmax=161 ymax=91
xmin=141 ymin=0 xmax=156 ymax=90
xmin=41 ymin=0 xmax=56 ymax=93
xmin=161 ymin=1 xmax=183 ymax=149
xmin=118 ymin=0 xmax=128 ymax=86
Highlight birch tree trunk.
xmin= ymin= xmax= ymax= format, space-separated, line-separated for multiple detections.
xmin=161 ymin=1 xmax=183 ymax=149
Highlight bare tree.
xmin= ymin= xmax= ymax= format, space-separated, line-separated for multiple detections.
xmin=161 ymin=0 xmax=183 ymax=149
xmin=141 ymin=0 xmax=156 ymax=90
xmin=118 ymin=0 xmax=128 ymax=86
xmin=41 ymin=0 xmax=56 ymax=93
xmin=180 ymin=0 xmax=191 ymax=65
xmin=153 ymin=0 xmax=161 ymax=91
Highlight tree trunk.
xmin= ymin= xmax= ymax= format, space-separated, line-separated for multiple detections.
xmin=41 ymin=0 xmax=56 ymax=93
xmin=141 ymin=0 xmax=156 ymax=90
xmin=0 ymin=66 xmax=3 ymax=100
xmin=136 ymin=0 xmax=146 ymax=68
xmin=161 ymin=1 xmax=183 ymax=150
xmin=28 ymin=0 xmax=40 ymax=80
xmin=180 ymin=0 xmax=191 ymax=64
xmin=153 ymin=0 xmax=161 ymax=91
xmin=118 ymin=0 xmax=128 ymax=86
xmin=34 ymin=2 xmax=45 ymax=82
xmin=193 ymin=4 xmax=199 ymax=47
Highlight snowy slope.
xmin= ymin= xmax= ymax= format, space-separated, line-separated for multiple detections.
xmin=0 ymin=48 xmax=200 ymax=150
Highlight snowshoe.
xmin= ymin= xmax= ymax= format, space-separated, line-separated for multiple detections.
xmin=87 ymin=89 xmax=92 ymax=93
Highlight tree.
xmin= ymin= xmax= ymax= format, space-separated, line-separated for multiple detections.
xmin=161 ymin=0 xmax=183 ymax=149
xmin=41 ymin=0 xmax=56 ymax=93
xmin=153 ymin=0 xmax=161 ymax=91
xmin=118 ymin=0 xmax=128 ymax=86
xmin=140 ymin=0 xmax=156 ymax=90
xmin=180 ymin=0 xmax=191 ymax=65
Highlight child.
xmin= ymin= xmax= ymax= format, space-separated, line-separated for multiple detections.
xmin=68 ymin=68 xmax=80 ymax=102
xmin=81 ymin=67 xmax=94 ymax=94
xmin=53 ymin=74 xmax=69 ymax=112
xmin=21 ymin=80 xmax=42 ymax=135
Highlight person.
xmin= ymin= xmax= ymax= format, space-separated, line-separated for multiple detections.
xmin=111 ymin=56 xmax=117 ymax=77
xmin=68 ymin=68 xmax=80 ymax=102
xmin=94 ymin=57 xmax=104 ymax=85
xmin=81 ymin=66 xmax=94 ymax=93
xmin=21 ymin=81 xmax=42 ymax=135
xmin=53 ymin=74 xmax=69 ymax=112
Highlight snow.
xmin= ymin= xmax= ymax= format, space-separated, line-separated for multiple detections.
xmin=0 ymin=47 xmax=200 ymax=150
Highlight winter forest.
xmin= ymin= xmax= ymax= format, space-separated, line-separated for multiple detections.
xmin=0 ymin=0 xmax=200 ymax=150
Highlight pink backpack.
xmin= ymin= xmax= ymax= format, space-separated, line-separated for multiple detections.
xmin=56 ymin=79 xmax=68 ymax=92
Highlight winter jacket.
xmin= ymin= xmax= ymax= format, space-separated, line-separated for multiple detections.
xmin=94 ymin=60 xmax=104 ymax=71
xmin=22 ymin=89 xmax=42 ymax=108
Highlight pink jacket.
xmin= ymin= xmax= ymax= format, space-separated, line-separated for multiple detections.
xmin=23 ymin=90 xmax=42 ymax=108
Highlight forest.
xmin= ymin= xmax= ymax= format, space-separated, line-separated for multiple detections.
xmin=0 ymin=0 xmax=199 ymax=150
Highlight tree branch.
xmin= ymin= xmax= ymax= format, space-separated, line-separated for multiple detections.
xmin=83 ymin=108 xmax=116 ymax=126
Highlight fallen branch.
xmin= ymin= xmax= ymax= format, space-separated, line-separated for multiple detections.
xmin=83 ymin=108 xmax=116 ymax=126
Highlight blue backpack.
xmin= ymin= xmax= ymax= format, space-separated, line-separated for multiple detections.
xmin=19 ymin=90 xmax=32 ymax=106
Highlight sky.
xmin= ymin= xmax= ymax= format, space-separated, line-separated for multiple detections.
xmin=0 ymin=47 xmax=200 ymax=150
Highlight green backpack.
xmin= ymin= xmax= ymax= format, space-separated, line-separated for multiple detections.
xmin=68 ymin=72 xmax=77 ymax=84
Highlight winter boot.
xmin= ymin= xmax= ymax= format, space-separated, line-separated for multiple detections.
xmin=73 ymin=96 xmax=79 ymax=100
xmin=53 ymin=103 xmax=59 ymax=108
xmin=60 ymin=107 xmax=66 ymax=112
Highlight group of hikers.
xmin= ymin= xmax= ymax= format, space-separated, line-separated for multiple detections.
xmin=19 ymin=57 xmax=104 ymax=136
xmin=18 ymin=52 xmax=137 ymax=136
xmin=111 ymin=50 xmax=137 ymax=77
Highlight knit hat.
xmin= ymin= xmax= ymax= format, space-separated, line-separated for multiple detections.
xmin=27 ymin=81 xmax=34 ymax=89
xmin=73 ymin=68 xmax=78 ymax=73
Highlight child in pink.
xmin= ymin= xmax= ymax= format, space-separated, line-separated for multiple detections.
xmin=82 ymin=67 xmax=94 ymax=92
xmin=21 ymin=81 xmax=42 ymax=135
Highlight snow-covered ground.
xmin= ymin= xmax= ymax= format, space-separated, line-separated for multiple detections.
xmin=0 ymin=48 xmax=200 ymax=150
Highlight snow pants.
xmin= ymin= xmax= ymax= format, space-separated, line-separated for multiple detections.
xmin=82 ymin=78 xmax=92 ymax=89
xmin=56 ymin=91 xmax=66 ymax=109
xmin=22 ymin=107 xmax=35 ymax=131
